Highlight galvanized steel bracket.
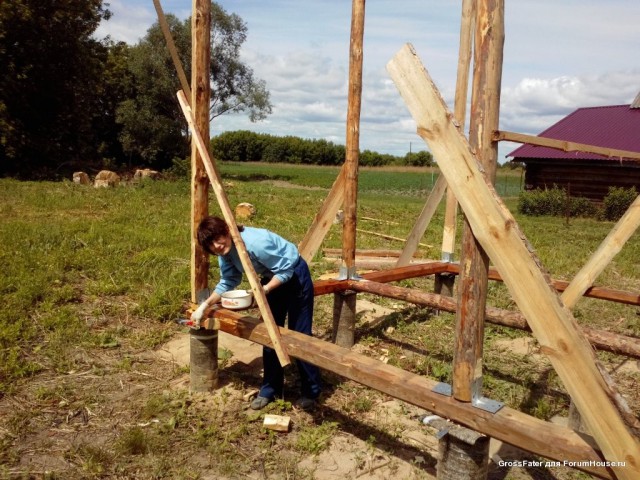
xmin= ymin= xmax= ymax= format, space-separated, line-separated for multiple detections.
xmin=432 ymin=382 xmax=504 ymax=414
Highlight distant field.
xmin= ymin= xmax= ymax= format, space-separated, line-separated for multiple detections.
xmin=219 ymin=161 xmax=524 ymax=197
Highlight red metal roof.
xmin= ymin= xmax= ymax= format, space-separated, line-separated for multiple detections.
xmin=508 ymin=105 xmax=640 ymax=161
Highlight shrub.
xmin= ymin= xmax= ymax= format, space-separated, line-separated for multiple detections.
xmin=518 ymin=185 xmax=597 ymax=218
xmin=601 ymin=186 xmax=637 ymax=221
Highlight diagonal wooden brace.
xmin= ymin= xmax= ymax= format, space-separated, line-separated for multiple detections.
xmin=177 ymin=90 xmax=291 ymax=367
xmin=387 ymin=43 xmax=640 ymax=480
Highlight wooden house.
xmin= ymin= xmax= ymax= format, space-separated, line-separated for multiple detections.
xmin=508 ymin=98 xmax=640 ymax=202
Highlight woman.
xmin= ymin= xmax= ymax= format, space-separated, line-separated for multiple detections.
xmin=191 ymin=216 xmax=321 ymax=411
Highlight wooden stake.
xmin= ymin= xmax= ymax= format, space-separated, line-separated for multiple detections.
xmin=177 ymin=90 xmax=291 ymax=367
xmin=387 ymin=44 xmax=640 ymax=478
xmin=562 ymin=194 xmax=640 ymax=308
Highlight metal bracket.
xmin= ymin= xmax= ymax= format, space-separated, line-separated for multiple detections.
xmin=337 ymin=265 xmax=361 ymax=281
xmin=432 ymin=382 xmax=504 ymax=414
xmin=195 ymin=288 xmax=211 ymax=304
xmin=441 ymin=252 xmax=454 ymax=263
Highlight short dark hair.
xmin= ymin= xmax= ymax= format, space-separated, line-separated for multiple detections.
xmin=197 ymin=216 xmax=243 ymax=255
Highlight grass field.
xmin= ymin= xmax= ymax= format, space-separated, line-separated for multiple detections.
xmin=0 ymin=164 xmax=638 ymax=479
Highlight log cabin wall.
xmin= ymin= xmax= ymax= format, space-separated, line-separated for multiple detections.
xmin=520 ymin=159 xmax=640 ymax=202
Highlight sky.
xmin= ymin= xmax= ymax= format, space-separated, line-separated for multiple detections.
xmin=95 ymin=0 xmax=640 ymax=163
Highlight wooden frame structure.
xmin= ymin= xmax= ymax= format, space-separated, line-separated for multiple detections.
xmin=170 ymin=0 xmax=640 ymax=478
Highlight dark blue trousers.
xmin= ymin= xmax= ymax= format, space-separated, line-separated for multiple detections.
xmin=259 ymin=257 xmax=322 ymax=400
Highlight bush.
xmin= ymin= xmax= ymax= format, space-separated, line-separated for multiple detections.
xmin=518 ymin=185 xmax=597 ymax=218
xmin=601 ymin=186 xmax=637 ymax=221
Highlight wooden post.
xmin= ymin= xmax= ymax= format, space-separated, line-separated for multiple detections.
xmin=387 ymin=43 xmax=640 ymax=479
xmin=333 ymin=0 xmax=365 ymax=348
xmin=189 ymin=0 xmax=213 ymax=392
xmin=453 ymin=0 xmax=503 ymax=406
xmin=190 ymin=0 xmax=210 ymax=305
xmin=440 ymin=0 xmax=474 ymax=265
xmin=177 ymin=91 xmax=291 ymax=367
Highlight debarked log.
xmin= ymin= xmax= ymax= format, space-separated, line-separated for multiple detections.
xmin=209 ymin=308 xmax=613 ymax=479
xmin=317 ymin=278 xmax=640 ymax=360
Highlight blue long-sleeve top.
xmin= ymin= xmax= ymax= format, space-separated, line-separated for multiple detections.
xmin=213 ymin=227 xmax=300 ymax=295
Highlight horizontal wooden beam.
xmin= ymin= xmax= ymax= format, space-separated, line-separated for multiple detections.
xmin=209 ymin=309 xmax=613 ymax=479
xmin=495 ymin=130 xmax=640 ymax=162
xmin=345 ymin=279 xmax=640 ymax=359
xmin=443 ymin=263 xmax=640 ymax=307
xmin=314 ymin=259 xmax=640 ymax=306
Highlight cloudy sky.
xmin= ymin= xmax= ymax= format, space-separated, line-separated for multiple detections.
xmin=95 ymin=0 xmax=640 ymax=162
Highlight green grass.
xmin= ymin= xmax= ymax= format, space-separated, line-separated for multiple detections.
xmin=0 ymin=163 xmax=638 ymax=479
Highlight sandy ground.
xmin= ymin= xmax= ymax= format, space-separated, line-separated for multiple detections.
xmin=155 ymin=299 xmax=555 ymax=480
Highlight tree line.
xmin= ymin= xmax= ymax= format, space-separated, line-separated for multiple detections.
xmin=0 ymin=1 xmax=271 ymax=178
xmin=211 ymin=130 xmax=433 ymax=167
xmin=0 ymin=1 xmax=432 ymax=178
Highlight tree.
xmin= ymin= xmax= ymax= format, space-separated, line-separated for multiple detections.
xmin=0 ymin=0 xmax=112 ymax=176
xmin=116 ymin=3 xmax=272 ymax=168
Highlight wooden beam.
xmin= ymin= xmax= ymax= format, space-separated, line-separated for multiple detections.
xmin=387 ymin=44 xmax=640 ymax=479
xmin=210 ymin=309 xmax=614 ymax=479
xmin=446 ymin=263 xmax=640 ymax=306
xmin=396 ymin=174 xmax=447 ymax=267
xmin=344 ymin=279 xmax=640 ymax=359
xmin=177 ymin=90 xmax=291 ymax=367
xmin=562 ymin=194 xmax=640 ymax=308
xmin=494 ymin=130 xmax=640 ymax=163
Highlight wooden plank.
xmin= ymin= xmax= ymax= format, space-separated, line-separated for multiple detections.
xmin=189 ymin=0 xmax=211 ymax=303
xmin=387 ymin=44 xmax=640 ymax=479
xmin=495 ymin=130 xmax=640 ymax=162
xmin=211 ymin=309 xmax=614 ymax=479
xmin=562 ymin=194 xmax=640 ymax=308
xmin=396 ymin=174 xmax=447 ymax=267
xmin=177 ymin=90 xmax=291 ymax=367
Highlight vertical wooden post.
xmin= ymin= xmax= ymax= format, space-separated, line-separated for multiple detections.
xmin=440 ymin=4 xmax=494 ymax=477
xmin=334 ymin=0 xmax=365 ymax=348
xmin=453 ymin=0 xmax=503 ymax=404
xmin=190 ymin=0 xmax=214 ymax=392
xmin=190 ymin=0 xmax=211 ymax=305
xmin=439 ymin=0 xmax=475 ymax=265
